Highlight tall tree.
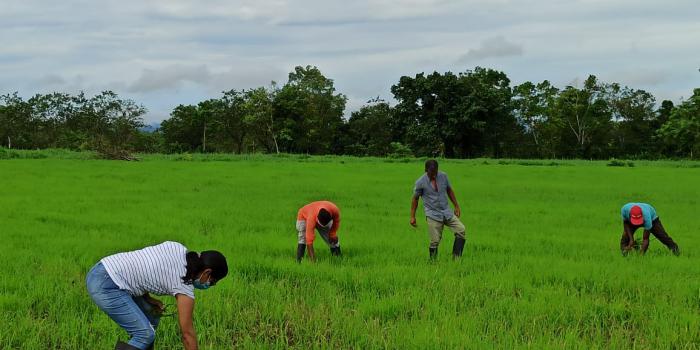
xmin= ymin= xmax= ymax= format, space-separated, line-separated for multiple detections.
xmin=244 ymin=84 xmax=281 ymax=154
xmin=513 ymin=80 xmax=559 ymax=157
xmin=343 ymin=100 xmax=394 ymax=156
xmin=0 ymin=93 xmax=32 ymax=149
xmin=160 ymin=104 xmax=202 ymax=152
xmin=274 ymin=65 xmax=347 ymax=154
xmin=550 ymin=75 xmax=613 ymax=158
xmin=391 ymin=67 xmax=516 ymax=158
xmin=657 ymin=89 xmax=700 ymax=158
xmin=605 ymin=84 xmax=657 ymax=157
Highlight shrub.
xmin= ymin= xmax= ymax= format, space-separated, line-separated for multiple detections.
xmin=388 ymin=142 xmax=413 ymax=158
xmin=607 ymin=158 xmax=634 ymax=167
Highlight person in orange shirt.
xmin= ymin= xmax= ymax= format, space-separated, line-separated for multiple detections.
xmin=296 ymin=201 xmax=341 ymax=262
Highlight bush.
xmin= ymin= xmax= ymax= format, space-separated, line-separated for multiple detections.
xmin=607 ymin=158 xmax=634 ymax=167
xmin=388 ymin=142 xmax=413 ymax=158
xmin=0 ymin=148 xmax=19 ymax=159
xmin=174 ymin=153 xmax=194 ymax=161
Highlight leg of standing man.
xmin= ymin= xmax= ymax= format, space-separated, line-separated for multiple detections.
xmin=444 ymin=216 xmax=466 ymax=258
xmin=426 ymin=217 xmax=444 ymax=260
xmin=649 ymin=219 xmax=680 ymax=255
xmin=295 ymin=220 xmax=307 ymax=262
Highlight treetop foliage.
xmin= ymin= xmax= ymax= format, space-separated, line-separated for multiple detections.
xmin=2 ymin=66 xmax=698 ymax=159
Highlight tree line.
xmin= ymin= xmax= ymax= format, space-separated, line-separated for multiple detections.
xmin=1 ymin=65 xmax=699 ymax=159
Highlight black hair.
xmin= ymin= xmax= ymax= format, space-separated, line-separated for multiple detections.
xmin=425 ymin=159 xmax=438 ymax=172
xmin=317 ymin=208 xmax=332 ymax=226
xmin=182 ymin=250 xmax=228 ymax=285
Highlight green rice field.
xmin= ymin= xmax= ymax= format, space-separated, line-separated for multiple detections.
xmin=1 ymin=152 xmax=699 ymax=349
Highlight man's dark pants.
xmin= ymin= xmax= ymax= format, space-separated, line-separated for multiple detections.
xmin=620 ymin=218 xmax=679 ymax=254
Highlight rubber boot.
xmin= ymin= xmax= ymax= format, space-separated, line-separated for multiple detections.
xmin=452 ymin=237 xmax=466 ymax=259
xmin=296 ymin=243 xmax=306 ymax=263
xmin=115 ymin=341 xmax=141 ymax=350
xmin=671 ymin=246 xmax=680 ymax=256
xmin=429 ymin=247 xmax=438 ymax=260
xmin=330 ymin=246 xmax=342 ymax=256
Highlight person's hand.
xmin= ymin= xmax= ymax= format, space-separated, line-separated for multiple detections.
xmin=146 ymin=297 xmax=165 ymax=315
xmin=454 ymin=206 xmax=461 ymax=218
xmin=410 ymin=217 xmax=417 ymax=227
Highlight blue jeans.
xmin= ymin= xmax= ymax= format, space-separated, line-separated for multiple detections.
xmin=86 ymin=262 xmax=160 ymax=349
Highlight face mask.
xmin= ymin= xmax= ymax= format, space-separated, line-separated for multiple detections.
xmin=317 ymin=219 xmax=333 ymax=229
xmin=193 ymin=277 xmax=211 ymax=290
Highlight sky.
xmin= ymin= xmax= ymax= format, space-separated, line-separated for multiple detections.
xmin=1 ymin=0 xmax=699 ymax=123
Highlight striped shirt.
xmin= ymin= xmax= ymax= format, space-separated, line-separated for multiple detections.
xmin=101 ymin=241 xmax=195 ymax=299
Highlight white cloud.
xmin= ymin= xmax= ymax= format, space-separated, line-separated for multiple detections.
xmin=128 ymin=65 xmax=211 ymax=93
xmin=127 ymin=64 xmax=287 ymax=94
xmin=457 ymin=36 xmax=524 ymax=63
xmin=0 ymin=0 xmax=698 ymax=123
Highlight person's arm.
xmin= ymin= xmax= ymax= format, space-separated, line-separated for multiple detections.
xmin=176 ymin=294 xmax=198 ymax=350
xmin=143 ymin=293 xmax=164 ymax=315
xmin=410 ymin=195 xmax=419 ymax=227
xmin=330 ymin=211 xmax=340 ymax=237
xmin=446 ymin=187 xmax=461 ymax=217
xmin=641 ymin=229 xmax=651 ymax=254
xmin=307 ymin=244 xmax=316 ymax=261
xmin=623 ymin=221 xmax=636 ymax=250
xmin=329 ymin=211 xmax=340 ymax=243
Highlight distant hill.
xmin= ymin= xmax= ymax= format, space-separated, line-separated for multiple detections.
xmin=139 ymin=123 xmax=161 ymax=133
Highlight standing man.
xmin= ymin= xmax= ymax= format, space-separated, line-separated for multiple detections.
xmin=410 ymin=159 xmax=466 ymax=259
xmin=620 ymin=202 xmax=680 ymax=256
xmin=296 ymin=200 xmax=341 ymax=262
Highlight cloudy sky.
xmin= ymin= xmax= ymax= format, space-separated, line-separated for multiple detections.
xmin=1 ymin=0 xmax=699 ymax=123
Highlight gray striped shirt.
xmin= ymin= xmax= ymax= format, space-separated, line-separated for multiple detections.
xmin=101 ymin=241 xmax=195 ymax=299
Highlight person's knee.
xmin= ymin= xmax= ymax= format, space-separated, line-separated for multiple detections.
xmin=133 ymin=327 xmax=156 ymax=348
xmin=449 ymin=219 xmax=466 ymax=234
xmin=454 ymin=231 xmax=466 ymax=239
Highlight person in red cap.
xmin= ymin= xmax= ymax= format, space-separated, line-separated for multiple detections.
xmin=620 ymin=202 xmax=679 ymax=255
xmin=295 ymin=201 xmax=341 ymax=262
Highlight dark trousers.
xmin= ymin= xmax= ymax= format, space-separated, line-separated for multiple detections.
xmin=620 ymin=218 xmax=679 ymax=253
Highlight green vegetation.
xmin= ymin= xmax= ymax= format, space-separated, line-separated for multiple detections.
xmin=3 ymin=66 xmax=700 ymax=159
xmin=1 ymin=155 xmax=699 ymax=349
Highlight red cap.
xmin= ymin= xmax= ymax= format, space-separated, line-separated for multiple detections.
xmin=630 ymin=205 xmax=644 ymax=226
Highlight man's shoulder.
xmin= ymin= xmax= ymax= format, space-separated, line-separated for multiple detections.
xmin=642 ymin=203 xmax=657 ymax=215
xmin=415 ymin=174 xmax=428 ymax=184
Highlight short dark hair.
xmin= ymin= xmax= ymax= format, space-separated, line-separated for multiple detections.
xmin=182 ymin=250 xmax=228 ymax=285
xmin=425 ymin=159 xmax=438 ymax=172
xmin=317 ymin=208 xmax=332 ymax=226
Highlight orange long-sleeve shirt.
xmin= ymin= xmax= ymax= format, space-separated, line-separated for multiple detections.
xmin=296 ymin=201 xmax=340 ymax=245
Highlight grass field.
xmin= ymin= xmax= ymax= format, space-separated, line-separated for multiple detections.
xmin=1 ymin=153 xmax=699 ymax=349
